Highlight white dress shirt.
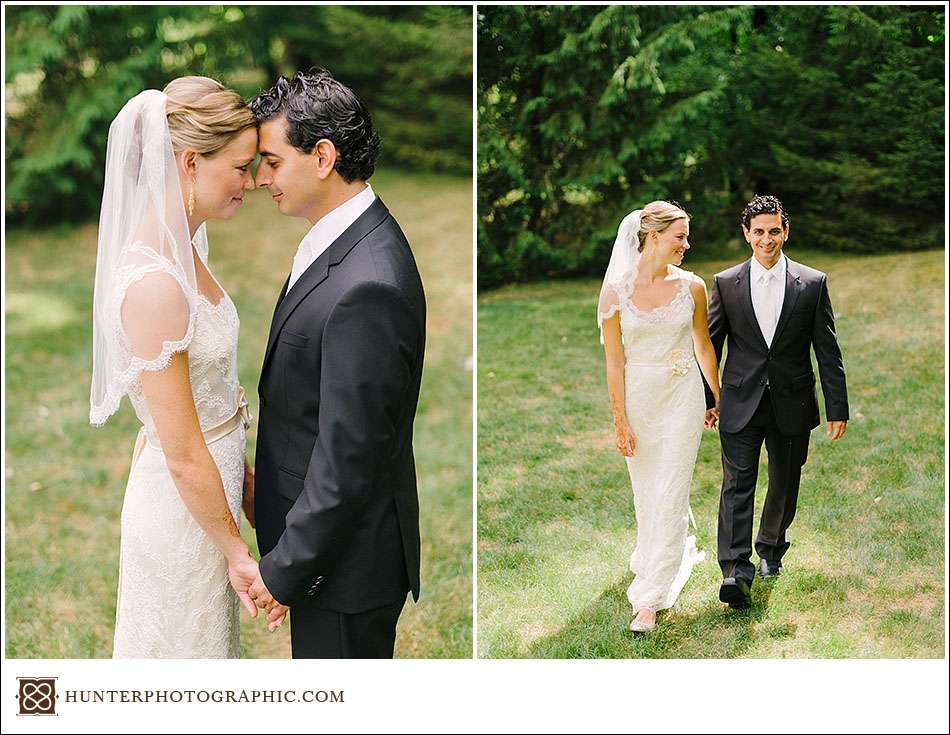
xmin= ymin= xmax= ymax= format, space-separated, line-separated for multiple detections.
xmin=750 ymin=253 xmax=787 ymax=347
xmin=286 ymin=184 xmax=376 ymax=293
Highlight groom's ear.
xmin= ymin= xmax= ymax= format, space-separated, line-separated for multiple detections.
xmin=311 ymin=138 xmax=337 ymax=180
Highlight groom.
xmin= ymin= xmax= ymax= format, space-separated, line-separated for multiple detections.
xmin=244 ymin=70 xmax=425 ymax=657
xmin=705 ymin=195 xmax=848 ymax=609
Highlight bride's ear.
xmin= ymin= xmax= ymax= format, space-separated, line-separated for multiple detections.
xmin=177 ymin=149 xmax=200 ymax=178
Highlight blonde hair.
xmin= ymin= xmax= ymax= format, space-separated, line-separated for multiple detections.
xmin=163 ymin=76 xmax=255 ymax=156
xmin=637 ymin=200 xmax=689 ymax=252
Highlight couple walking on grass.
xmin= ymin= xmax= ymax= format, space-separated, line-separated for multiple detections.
xmin=598 ymin=195 xmax=849 ymax=633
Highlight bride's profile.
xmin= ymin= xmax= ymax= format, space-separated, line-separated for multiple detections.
xmin=89 ymin=76 xmax=264 ymax=657
xmin=597 ymin=200 xmax=721 ymax=633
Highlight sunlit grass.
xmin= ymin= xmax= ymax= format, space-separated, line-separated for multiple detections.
xmin=477 ymin=249 xmax=944 ymax=658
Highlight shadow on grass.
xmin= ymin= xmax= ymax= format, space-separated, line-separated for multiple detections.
xmin=527 ymin=575 xmax=779 ymax=659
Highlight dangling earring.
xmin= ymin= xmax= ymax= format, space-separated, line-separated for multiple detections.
xmin=188 ymin=178 xmax=196 ymax=217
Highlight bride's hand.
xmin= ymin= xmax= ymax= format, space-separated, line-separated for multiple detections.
xmin=227 ymin=551 xmax=260 ymax=617
xmin=704 ymin=406 xmax=720 ymax=430
xmin=615 ymin=423 xmax=637 ymax=457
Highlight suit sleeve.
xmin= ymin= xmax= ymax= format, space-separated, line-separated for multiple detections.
xmin=259 ymin=280 xmax=419 ymax=605
xmin=811 ymin=275 xmax=849 ymax=422
xmin=703 ymin=274 xmax=728 ymax=410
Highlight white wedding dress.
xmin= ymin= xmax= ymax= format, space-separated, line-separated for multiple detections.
xmin=112 ymin=259 xmax=245 ymax=658
xmin=621 ymin=267 xmax=705 ymax=613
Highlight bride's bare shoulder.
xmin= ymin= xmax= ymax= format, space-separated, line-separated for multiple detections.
xmin=673 ymin=267 xmax=708 ymax=304
xmin=669 ymin=265 xmax=705 ymax=286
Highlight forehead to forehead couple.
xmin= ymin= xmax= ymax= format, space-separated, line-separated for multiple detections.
xmin=91 ymin=67 xmax=426 ymax=661
xmin=166 ymin=68 xmax=380 ymax=233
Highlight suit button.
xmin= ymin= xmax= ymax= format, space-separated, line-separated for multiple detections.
xmin=260 ymin=396 xmax=267 ymax=408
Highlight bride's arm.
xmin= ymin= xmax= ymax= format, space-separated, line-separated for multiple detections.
xmin=602 ymin=313 xmax=636 ymax=456
xmin=121 ymin=273 xmax=258 ymax=615
xmin=138 ymin=353 xmax=258 ymax=615
xmin=139 ymin=353 xmax=259 ymax=613
xmin=689 ymin=278 xmax=720 ymax=410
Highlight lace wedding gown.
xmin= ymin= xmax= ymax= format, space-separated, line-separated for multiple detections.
xmin=621 ymin=267 xmax=705 ymax=613
xmin=112 ymin=263 xmax=245 ymax=658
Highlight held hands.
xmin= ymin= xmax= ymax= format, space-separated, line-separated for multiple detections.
xmin=615 ymin=422 xmax=637 ymax=457
xmin=228 ymin=549 xmax=289 ymax=631
xmin=827 ymin=420 xmax=848 ymax=441
xmin=704 ymin=404 xmax=720 ymax=430
xmin=249 ymin=570 xmax=289 ymax=631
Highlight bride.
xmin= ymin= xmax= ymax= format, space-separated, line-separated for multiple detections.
xmin=89 ymin=77 xmax=266 ymax=657
xmin=597 ymin=201 xmax=721 ymax=634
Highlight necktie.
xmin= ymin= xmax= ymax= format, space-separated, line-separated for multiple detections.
xmin=288 ymin=241 xmax=311 ymax=293
xmin=761 ymin=272 xmax=777 ymax=345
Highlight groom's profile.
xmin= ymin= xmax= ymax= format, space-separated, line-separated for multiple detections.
xmin=705 ymin=195 xmax=849 ymax=610
xmin=245 ymin=69 xmax=425 ymax=658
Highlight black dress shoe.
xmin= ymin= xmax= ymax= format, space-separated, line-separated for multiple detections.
xmin=719 ymin=577 xmax=752 ymax=609
xmin=759 ymin=558 xmax=783 ymax=578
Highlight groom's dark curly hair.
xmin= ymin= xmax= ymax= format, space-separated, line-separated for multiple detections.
xmin=249 ymin=68 xmax=381 ymax=183
xmin=741 ymin=195 xmax=790 ymax=230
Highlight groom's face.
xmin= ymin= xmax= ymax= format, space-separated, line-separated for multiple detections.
xmin=255 ymin=116 xmax=324 ymax=221
xmin=743 ymin=213 xmax=788 ymax=269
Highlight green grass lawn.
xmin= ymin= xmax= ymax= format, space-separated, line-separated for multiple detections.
xmin=477 ymin=248 xmax=944 ymax=658
xmin=5 ymin=167 xmax=473 ymax=658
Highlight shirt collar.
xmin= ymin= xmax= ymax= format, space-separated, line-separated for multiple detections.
xmin=300 ymin=183 xmax=376 ymax=255
xmin=751 ymin=252 xmax=787 ymax=283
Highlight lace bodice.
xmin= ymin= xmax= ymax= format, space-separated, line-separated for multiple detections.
xmin=620 ymin=269 xmax=696 ymax=369
xmin=112 ymin=271 xmax=245 ymax=658
xmin=126 ymin=287 xmax=241 ymax=447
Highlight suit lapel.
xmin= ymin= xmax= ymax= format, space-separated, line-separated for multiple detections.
xmin=258 ymin=275 xmax=290 ymax=391
xmin=260 ymin=197 xmax=390 ymax=377
xmin=736 ymin=259 xmax=769 ymax=350
xmin=771 ymin=257 xmax=803 ymax=346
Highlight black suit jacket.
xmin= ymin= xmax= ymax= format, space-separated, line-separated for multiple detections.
xmin=255 ymin=196 xmax=425 ymax=614
xmin=704 ymin=256 xmax=848 ymax=435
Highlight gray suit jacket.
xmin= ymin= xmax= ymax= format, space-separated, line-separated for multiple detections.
xmin=255 ymin=196 xmax=425 ymax=613
xmin=704 ymin=256 xmax=849 ymax=435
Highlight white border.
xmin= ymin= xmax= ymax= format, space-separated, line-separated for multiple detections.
xmin=2 ymin=2 xmax=949 ymax=733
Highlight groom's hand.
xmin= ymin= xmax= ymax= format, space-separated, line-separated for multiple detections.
xmin=827 ymin=420 xmax=847 ymax=441
xmin=704 ymin=407 xmax=720 ymax=430
xmin=248 ymin=569 xmax=284 ymax=613
xmin=266 ymin=602 xmax=289 ymax=631
xmin=249 ymin=570 xmax=289 ymax=631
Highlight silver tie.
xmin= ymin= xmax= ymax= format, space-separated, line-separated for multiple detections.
xmin=762 ymin=272 xmax=777 ymax=345
xmin=287 ymin=241 xmax=311 ymax=292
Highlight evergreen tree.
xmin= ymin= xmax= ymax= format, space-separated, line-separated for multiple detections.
xmin=478 ymin=5 xmax=945 ymax=288
xmin=5 ymin=5 xmax=472 ymax=225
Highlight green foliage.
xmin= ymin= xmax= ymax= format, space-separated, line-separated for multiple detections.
xmin=478 ymin=6 xmax=945 ymax=288
xmin=4 ymin=5 xmax=472 ymax=224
